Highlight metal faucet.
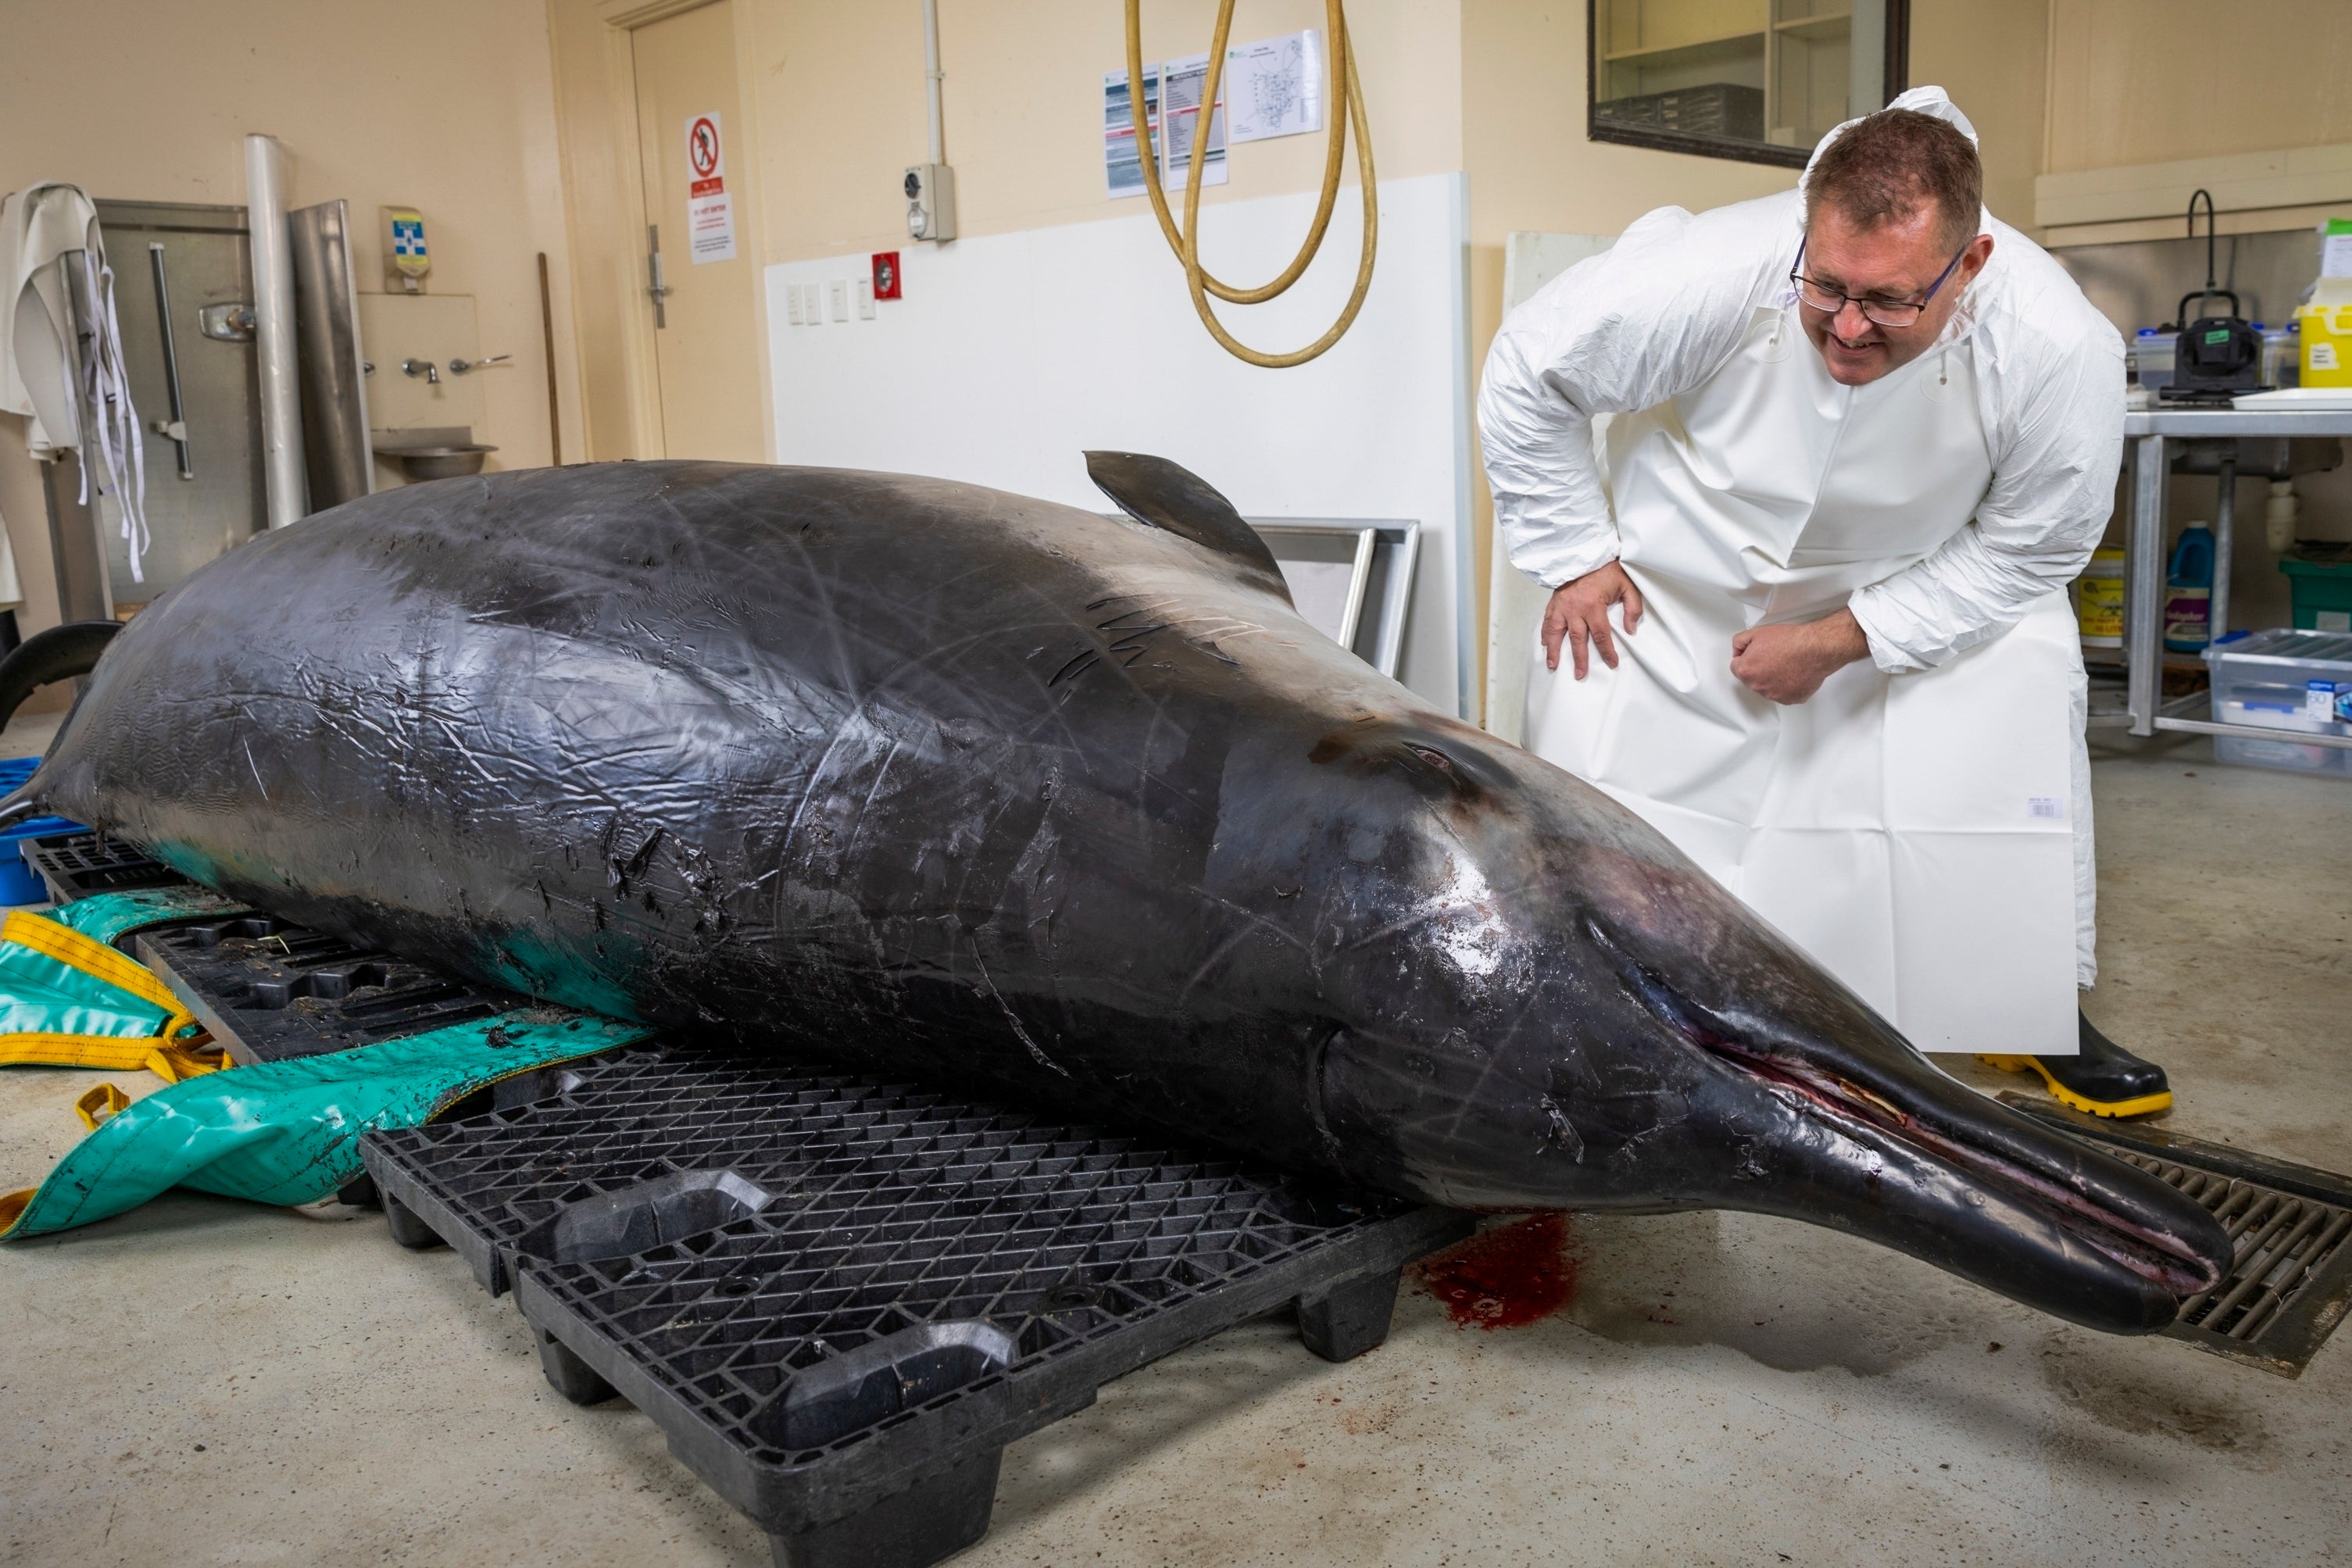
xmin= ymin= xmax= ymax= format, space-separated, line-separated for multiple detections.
xmin=400 ymin=357 xmax=440 ymax=385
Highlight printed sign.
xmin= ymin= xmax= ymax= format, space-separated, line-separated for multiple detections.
xmin=1103 ymin=61 xmax=1226 ymax=199
xmin=1225 ymin=30 xmax=1322 ymax=142
xmin=685 ymin=111 xmax=737 ymax=264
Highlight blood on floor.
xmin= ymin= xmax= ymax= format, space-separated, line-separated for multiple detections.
xmin=1416 ymin=1212 xmax=1578 ymax=1329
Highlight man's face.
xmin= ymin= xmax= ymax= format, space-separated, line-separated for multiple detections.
xmin=1797 ymin=204 xmax=1993 ymax=386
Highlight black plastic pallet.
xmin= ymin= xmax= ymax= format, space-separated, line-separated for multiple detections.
xmin=20 ymin=830 xmax=184 ymax=903
xmin=107 ymin=884 xmax=1474 ymax=1566
xmin=363 ymin=1043 xmax=1471 ymax=1568
xmin=136 ymin=915 xmax=534 ymax=1065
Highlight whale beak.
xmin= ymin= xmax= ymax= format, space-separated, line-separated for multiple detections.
xmin=1609 ymin=939 xmax=2233 ymax=1334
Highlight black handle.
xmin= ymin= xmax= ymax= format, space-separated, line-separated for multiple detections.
xmin=2178 ymin=288 xmax=2241 ymax=325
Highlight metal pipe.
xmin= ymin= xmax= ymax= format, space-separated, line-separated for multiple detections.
xmin=288 ymin=198 xmax=374 ymax=507
xmin=146 ymin=243 xmax=193 ymax=480
xmin=245 ymin=133 xmax=308 ymax=527
xmin=2125 ymin=434 xmax=2167 ymax=735
xmin=923 ymin=0 xmax=945 ymax=166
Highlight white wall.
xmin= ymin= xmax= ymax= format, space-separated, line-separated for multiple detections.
xmin=763 ymin=173 xmax=1472 ymax=716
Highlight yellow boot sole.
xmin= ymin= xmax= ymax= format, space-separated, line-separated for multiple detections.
xmin=1977 ymin=1054 xmax=2172 ymax=1119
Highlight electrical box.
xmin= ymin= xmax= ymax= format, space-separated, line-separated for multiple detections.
xmin=903 ymin=164 xmax=956 ymax=243
xmin=381 ymin=205 xmax=429 ymax=293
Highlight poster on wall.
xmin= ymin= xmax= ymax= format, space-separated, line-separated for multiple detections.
xmin=1103 ymin=66 xmax=1159 ymax=199
xmin=1225 ymin=29 xmax=1322 ymax=142
xmin=1103 ymin=60 xmax=1226 ymax=199
xmin=685 ymin=110 xmax=737 ymax=263
xmin=1157 ymin=52 xmax=1228 ymax=191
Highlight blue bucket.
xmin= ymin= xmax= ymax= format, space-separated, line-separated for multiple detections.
xmin=0 ymin=758 xmax=82 ymax=905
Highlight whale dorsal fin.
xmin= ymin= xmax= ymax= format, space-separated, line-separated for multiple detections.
xmin=1085 ymin=452 xmax=1292 ymax=602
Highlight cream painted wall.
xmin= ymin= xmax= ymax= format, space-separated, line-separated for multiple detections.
xmin=552 ymin=1 xmax=1466 ymax=463
xmin=745 ymin=0 xmax=1464 ymax=259
xmin=2046 ymin=0 xmax=2352 ymax=174
xmin=0 ymin=0 xmax=584 ymax=655
xmin=1911 ymin=0 xmax=2047 ymax=231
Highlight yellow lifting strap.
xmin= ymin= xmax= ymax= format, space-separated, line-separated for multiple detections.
xmin=0 ymin=909 xmax=224 ymax=1082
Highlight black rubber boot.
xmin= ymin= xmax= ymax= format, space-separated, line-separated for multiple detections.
xmin=1979 ymin=1012 xmax=2172 ymax=1118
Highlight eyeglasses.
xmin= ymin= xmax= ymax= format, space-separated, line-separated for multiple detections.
xmin=1789 ymin=240 xmax=1968 ymax=329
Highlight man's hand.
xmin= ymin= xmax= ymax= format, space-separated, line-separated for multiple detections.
xmin=1730 ymin=609 xmax=1871 ymax=705
xmin=1542 ymin=561 xmax=1645 ymax=678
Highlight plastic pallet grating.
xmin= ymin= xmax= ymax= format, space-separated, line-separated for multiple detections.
xmin=137 ymin=915 xmax=534 ymax=1065
xmin=2003 ymin=1095 xmax=2352 ymax=1377
xmin=363 ymin=1041 xmax=1473 ymax=1568
xmin=20 ymin=830 xmax=184 ymax=904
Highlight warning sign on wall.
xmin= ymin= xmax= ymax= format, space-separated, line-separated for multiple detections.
xmin=685 ymin=111 xmax=737 ymax=264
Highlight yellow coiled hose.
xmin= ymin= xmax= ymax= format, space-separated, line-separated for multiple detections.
xmin=1124 ymin=0 xmax=1377 ymax=367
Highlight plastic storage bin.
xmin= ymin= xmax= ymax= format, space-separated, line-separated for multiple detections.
xmin=2260 ymin=321 xmax=2301 ymax=389
xmin=2203 ymin=629 xmax=2352 ymax=776
xmin=2280 ymin=543 xmax=2352 ymax=633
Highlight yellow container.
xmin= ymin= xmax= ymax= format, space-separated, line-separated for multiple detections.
xmin=2075 ymin=547 xmax=2125 ymax=648
xmin=2297 ymin=302 xmax=2352 ymax=388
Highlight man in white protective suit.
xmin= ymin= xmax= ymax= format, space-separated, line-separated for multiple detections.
xmin=1478 ymin=88 xmax=2169 ymax=1117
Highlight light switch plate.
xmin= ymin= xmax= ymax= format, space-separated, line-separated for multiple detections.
xmin=856 ymin=278 xmax=875 ymax=320
xmin=828 ymin=279 xmax=849 ymax=322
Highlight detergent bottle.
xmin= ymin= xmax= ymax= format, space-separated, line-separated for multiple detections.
xmin=2164 ymin=523 xmax=2215 ymax=652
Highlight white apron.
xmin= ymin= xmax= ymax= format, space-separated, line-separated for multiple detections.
xmin=1526 ymin=304 xmax=2083 ymax=1058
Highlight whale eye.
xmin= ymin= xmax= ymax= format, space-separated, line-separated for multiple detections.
xmin=1406 ymin=745 xmax=1453 ymax=773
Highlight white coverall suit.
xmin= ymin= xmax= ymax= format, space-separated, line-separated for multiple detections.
xmin=1477 ymin=90 xmax=2124 ymax=1059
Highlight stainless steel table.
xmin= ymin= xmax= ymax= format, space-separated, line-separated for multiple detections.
xmin=2119 ymin=406 xmax=2352 ymax=751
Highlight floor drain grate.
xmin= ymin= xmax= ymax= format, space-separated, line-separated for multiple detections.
xmin=2002 ymin=1095 xmax=2352 ymax=1377
xmin=2118 ymin=1151 xmax=2352 ymax=1348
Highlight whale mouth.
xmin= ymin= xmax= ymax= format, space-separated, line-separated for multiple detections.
xmin=1693 ymin=1033 xmax=2222 ymax=1298
xmin=1597 ymin=931 xmax=2226 ymax=1305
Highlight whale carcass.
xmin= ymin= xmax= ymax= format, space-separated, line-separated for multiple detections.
xmin=16 ymin=456 xmax=2230 ymax=1333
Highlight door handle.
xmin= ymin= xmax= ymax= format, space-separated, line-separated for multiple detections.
xmin=646 ymin=223 xmax=673 ymax=329
xmin=146 ymin=243 xmax=194 ymax=479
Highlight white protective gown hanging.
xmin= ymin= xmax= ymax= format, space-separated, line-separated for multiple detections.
xmin=0 ymin=180 xmax=148 ymax=595
xmin=1478 ymin=89 xmax=2124 ymax=1059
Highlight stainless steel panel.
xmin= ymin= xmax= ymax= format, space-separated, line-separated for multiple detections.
xmin=2054 ymin=229 xmax=2322 ymax=338
xmin=41 ymin=451 xmax=115 ymax=624
xmin=95 ymin=200 xmax=266 ymax=603
xmin=290 ymin=200 xmax=374 ymax=508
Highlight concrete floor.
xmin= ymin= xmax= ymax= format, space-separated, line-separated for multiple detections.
xmin=1 ymin=721 xmax=2347 ymax=1566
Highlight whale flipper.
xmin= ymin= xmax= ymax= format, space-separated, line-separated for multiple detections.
xmin=1084 ymin=451 xmax=1292 ymax=602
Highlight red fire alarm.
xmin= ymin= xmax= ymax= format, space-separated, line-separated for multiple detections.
xmin=871 ymin=251 xmax=902 ymax=301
